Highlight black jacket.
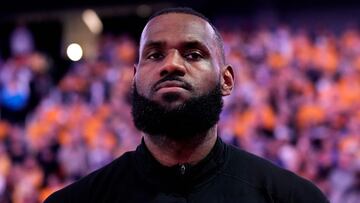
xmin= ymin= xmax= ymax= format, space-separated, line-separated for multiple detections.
xmin=45 ymin=137 xmax=329 ymax=202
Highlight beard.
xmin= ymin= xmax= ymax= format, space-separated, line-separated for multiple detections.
xmin=131 ymin=82 xmax=223 ymax=141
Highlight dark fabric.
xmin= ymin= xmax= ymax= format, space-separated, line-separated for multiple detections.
xmin=44 ymin=137 xmax=329 ymax=203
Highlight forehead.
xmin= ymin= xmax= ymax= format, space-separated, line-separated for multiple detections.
xmin=140 ymin=13 xmax=217 ymax=49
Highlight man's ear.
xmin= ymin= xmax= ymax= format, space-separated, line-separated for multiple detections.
xmin=221 ymin=65 xmax=234 ymax=96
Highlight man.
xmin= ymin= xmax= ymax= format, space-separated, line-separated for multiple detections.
xmin=45 ymin=7 xmax=329 ymax=202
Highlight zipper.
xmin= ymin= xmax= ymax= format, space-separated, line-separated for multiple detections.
xmin=180 ymin=164 xmax=186 ymax=175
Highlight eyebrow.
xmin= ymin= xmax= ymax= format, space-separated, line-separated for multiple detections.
xmin=182 ymin=41 xmax=211 ymax=55
xmin=142 ymin=40 xmax=211 ymax=55
xmin=143 ymin=40 xmax=166 ymax=50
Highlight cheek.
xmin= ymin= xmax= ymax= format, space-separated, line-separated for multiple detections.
xmin=135 ymin=63 xmax=164 ymax=98
xmin=192 ymin=70 xmax=219 ymax=93
xmin=134 ymin=71 xmax=153 ymax=97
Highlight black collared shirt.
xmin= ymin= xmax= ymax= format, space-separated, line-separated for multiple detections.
xmin=45 ymin=137 xmax=329 ymax=202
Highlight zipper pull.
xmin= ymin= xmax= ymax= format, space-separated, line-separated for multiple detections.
xmin=180 ymin=164 xmax=186 ymax=175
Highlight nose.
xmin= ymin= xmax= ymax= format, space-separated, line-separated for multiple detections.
xmin=160 ymin=50 xmax=186 ymax=77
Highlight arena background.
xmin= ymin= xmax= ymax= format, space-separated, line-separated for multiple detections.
xmin=1 ymin=0 xmax=360 ymax=202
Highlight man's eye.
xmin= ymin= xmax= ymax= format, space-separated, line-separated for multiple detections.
xmin=147 ymin=52 xmax=164 ymax=60
xmin=184 ymin=52 xmax=203 ymax=61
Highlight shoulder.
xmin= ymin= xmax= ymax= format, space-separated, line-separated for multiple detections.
xmin=44 ymin=151 xmax=135 ymax=203
xmin=221 ymin=144 xmax=329 ymax=203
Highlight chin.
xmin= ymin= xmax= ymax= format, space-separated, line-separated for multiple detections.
xmin=152 ymin=92 xmax=190 ymax=107
xmin=160 ymin=101 xmax=186 ymax=111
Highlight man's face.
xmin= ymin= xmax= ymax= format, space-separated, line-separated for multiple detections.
xmin=134 ymin=13 xmax=223 ymax=108
xmin=132 ymin=13 xmax=233 ymax=138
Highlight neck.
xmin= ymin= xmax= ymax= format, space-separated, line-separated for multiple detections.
xmin=143 ymin=126 xmax=218 ymax=167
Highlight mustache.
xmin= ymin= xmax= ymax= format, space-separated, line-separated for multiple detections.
xmin=152 ymin=75 xmax=193 ymax=92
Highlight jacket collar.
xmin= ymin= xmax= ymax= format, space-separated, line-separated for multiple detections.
xmin=133 ymin=136 xmax=227 ymax=194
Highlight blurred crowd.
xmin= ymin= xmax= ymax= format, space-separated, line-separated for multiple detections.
xmin=1 ymin=23 xmax=360 ymax=203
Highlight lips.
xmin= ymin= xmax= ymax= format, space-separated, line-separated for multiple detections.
xmin=155 ymin=80 xmax=189 ymax=91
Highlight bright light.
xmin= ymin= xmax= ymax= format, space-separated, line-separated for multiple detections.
xmin=82 ymin=9 xmax=103 ymax=34
xmin=66 ymin=43 xmax=83 ymax=61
